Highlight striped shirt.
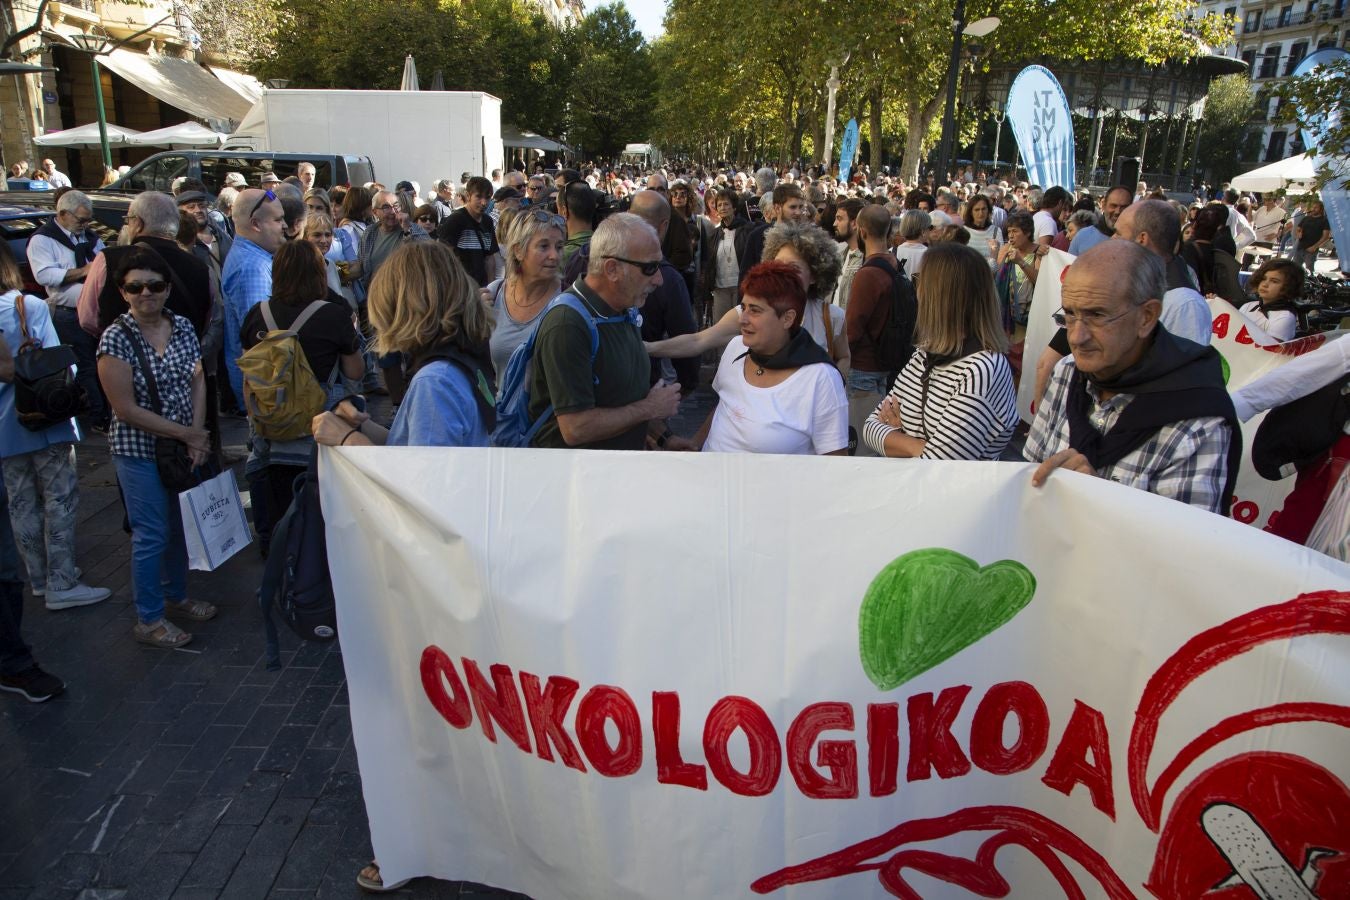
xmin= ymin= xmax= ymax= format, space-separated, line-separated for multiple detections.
xmin=863 ymin=349 xmax=1017 ymax=460
xmin=1024 ymin=358 xmax=1232 ymax=513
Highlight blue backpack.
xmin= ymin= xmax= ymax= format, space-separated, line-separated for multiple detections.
xmin=492 ymin=288 xmax=639 ymax=448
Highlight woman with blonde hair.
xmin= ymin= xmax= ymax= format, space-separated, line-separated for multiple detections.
xmin=485 ymin=208 xmax=564 ymax=378
xmin=312 ymin=241 xmax=495 ymax=450
xmin=863 ymin=242 xmax=1017 ymax=460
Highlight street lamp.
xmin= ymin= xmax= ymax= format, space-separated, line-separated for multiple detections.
xmin=934 ymin=13 xmax=999 ymax=186
xmin=822 ymin=52 xmax=850 ymax=179
xmin=67 ymin=32 xmax=114 ymax=172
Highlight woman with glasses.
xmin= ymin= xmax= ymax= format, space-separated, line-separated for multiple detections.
xmin=96 ymin=248 xmax=214 ymax=649
xmin=486 ymin=210 xmax=565 ymax=379
xmin=863 ymin=243 xmax=1017 ymax=460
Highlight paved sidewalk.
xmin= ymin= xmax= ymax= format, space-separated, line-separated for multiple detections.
xmin=0 ymin=404 xmax=540 ymax=899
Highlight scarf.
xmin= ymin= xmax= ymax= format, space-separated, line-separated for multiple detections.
xmin=34 ymin=218 xmax=98 ymax=268
xmin=737 ymin=328 xmax=833 ymax=372
xmin=1066 ymin=327 xmax=1242 ymax=514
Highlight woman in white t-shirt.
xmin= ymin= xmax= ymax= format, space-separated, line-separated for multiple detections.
xmin=647 ymin=221 xmax=849 ymax=371
xmin=696 ymin=261 xmax=848 ymax=456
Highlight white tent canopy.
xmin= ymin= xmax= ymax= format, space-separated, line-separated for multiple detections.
xmin=501 ymin=125 xmax=569 ymax=153
xmin=1230 ymin=154 xmax=1317 ymax=192
xmin=126 ymin=121 xmax=226 ymax=148
xmin=34 ymin=122 xmax=142 ymax=148
xmin=97 ymin=49 xmax=252 ymax=126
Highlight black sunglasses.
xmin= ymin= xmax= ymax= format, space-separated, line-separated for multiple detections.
xmin=247 ymin=189 xmax=277 ymax=220
xmin=606 ymin=256 xmax=661 ymax=276
xmin=121 ymin=280 xmax=169 ymax=295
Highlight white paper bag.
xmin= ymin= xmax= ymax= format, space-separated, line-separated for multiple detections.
xmin=178 ymin=469 xmax=253 ymax=571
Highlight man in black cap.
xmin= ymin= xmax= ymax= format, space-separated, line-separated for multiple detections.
xmin=176 ymin=188 xmax=233 ymax=269
xmin=491 ymin=185 xmax=522 ymax=225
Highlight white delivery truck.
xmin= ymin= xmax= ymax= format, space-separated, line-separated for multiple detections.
xmin=226 ymin=89 xmax=504 ymax=199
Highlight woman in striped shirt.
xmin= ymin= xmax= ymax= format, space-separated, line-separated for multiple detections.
xmin=863 ymin=243 xmax=1018 ymax=460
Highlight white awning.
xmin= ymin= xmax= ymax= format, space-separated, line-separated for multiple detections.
xmin=97 ymin=49 xmax=252 ymax=125
xmin=502 ymin=125 xmax=569 ymax=153
xmin=210 ymin=67 xmax=264 ymax=106
xmin=126 ymin=121 xmax=226 ymax=148
xmin=1230 ymin=155 xmax=1317 ymax=193
xmin=34 ymin=122 xmax=143 ymax=148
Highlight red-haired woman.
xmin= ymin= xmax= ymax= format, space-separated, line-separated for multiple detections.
xmin=691 ymin=260 xmax=848 ymax=455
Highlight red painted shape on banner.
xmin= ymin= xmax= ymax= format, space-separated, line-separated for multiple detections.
xmin=462 ymin=660 xmax=532 ymax=752
xmin=786 ymin=702 xmax=858 ymax=800
xmin=1235 ymin=325 xmax=1255 ymax=345
xmin=420 ymin=645 xmax=472 ymax=729
xmin=652 ymin=691 xmax=708 ymax=790
xmin=906 ymin=686 xmax=972 ymax=782
xmin=575 ymin=685 xmax=643 ymax=777
xmin=1041 ymin=700 xmax=1115 ymax=819
xmin=1230 ymin=497 xmax=1260 ymax=524
xmin=750 ymin=805 xmax=1135 ymax=898
xmin=1212 ymin=313 xmax=1230 ymax=339
xmin=1146 ymin=753 xmax=1350 ymax=899
xmin=1128 ymin=591 xmax=1350 ymax=831
xmin=703 ymin=696 xmax=782 ymax=796
xmin=519 ymin=672 xmax=586 ymax=772
xmin=867 ymin=703 xmax=900 ymax=797
xmin=969 ymin=681 xmax=1051 ymax=776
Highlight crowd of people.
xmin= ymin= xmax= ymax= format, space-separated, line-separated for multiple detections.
xmin=1 ymin=154 xmax=1345 ymax=887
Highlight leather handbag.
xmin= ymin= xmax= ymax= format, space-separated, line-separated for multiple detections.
xmin=12 ymin=295 xmax=90 ymax=431
xmin=116 ymin=322 xmax=201 ymax=493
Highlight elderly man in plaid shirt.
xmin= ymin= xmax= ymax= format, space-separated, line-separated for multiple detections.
xmin=1026 ymin=241 xmax=1241 ymax=514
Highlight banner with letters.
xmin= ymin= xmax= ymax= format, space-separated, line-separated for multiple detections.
xmin=1005 ymin=66 xmax=1075 ymax=191
xmin=323 ymin=446 xmax=1350 ymax=900
xmin=839 ymin=118 xmax=860 ymax=185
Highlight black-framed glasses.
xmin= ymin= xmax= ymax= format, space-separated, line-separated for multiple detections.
xmin=121 ymin=280 xmax=169 ymax=295
xmin=247 ymin=189 xmax=277 ymax=220
xmin=416 ymin=215 xmax=434 ymax=224
xmin=606 ymin=256 xmax=661 ymax=276
xmin=1052 ymin=306 xmax=1134 ymax=330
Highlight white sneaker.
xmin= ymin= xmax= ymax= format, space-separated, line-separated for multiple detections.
xmin=44 ymin=582 xmax=110 ymax=610
xmin=31 ymin=567 xmax=82 ymax=597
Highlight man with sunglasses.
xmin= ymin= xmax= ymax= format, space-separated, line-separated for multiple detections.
xmin=529 ymin=213 xmax=682 ymax=450
xmin=1025 ymin=241 xmax=1238 ymax=514
xmin=27 ymin=190 xmax=108 ymax=428
xmin=221 ymin=188 xmax=287 ymax=407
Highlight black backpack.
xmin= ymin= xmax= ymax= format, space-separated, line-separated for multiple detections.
xmin=860 ymin=256 xmax=918 ymax=382
xmin=1251 ymin=373 xmax=1350 ymax=481
xmin=12 ymin=295 xmax=89 ymax=431
xmin=258 ymin=347 xmax=496 ymax=668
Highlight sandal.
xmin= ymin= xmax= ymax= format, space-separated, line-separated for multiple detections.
xmin=165 ymin=599 xmax=218 ymax=622
xmin=133 ymin=620 xmax=192 ymax=649
xmin=356 ymin=860 xmax=410 ymax=893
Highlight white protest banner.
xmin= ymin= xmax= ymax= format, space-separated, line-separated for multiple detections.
xmin=1015 ymin=247 xmax=1073 ymax=422
xmin=1206 ymin=294 xmax=1347 ymax=529
xmin=322 ymin=447 xmax=1350 ymax=900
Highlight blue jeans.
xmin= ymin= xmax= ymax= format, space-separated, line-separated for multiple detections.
xmin=847 ymin=370 xmax=892 ymax=395
xmin=113 ymin=455 xmax=188 ymax=625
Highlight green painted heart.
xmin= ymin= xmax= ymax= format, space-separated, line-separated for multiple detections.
xmin=858 ymin=548 xmax=1036 ymax=691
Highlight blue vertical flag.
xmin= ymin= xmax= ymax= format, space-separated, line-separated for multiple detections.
xmin=1291 ymin=47 xmax=1349 ymax=275
xmin=1005 ymin=66 xmax=1076 ymax=191
xmin=839 ymin=119 xmax=860 ymax=185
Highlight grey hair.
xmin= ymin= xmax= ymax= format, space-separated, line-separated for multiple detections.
xmin=217 ymin=187 xmax=238 ymax=213
xmin=586 ymin=212 xmax=659 ymax=276
xmin=504 ymin=209 xmax=565 ymax=281
xmin=56 ymin=190 xmax=91 ymax=214
xmin=754 ymin=166 xmax=777 ymax=194
xmin=898 ymin=209 xmax=932 ymax=241
xmin=1118 ymin=241 xmax=1167 ymax=307
xmin=761 ymin=222 xmax=843 ymax=299
xmin=128 ymin=191 xmax=181 ymax=238
xmin=1132 ymin=199 xmax=1181 ymax=255
xmin=1025 ymin=187 xmax=1044 ymax=209
xmin=1068 ymin=209 xmax=1098 ymax=230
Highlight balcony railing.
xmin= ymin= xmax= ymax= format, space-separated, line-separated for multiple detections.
xmin=1244 ymin=7 xmax=1346 ymax=32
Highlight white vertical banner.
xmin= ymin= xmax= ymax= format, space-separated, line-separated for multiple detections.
xmin=1015 ymin=247 xmax=1074 ymax=423
xmin=322 ymin=447 xmax=1350 ymax=900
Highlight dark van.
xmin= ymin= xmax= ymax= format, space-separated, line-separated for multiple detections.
xmin=109 ymin=151 xmax=375 ymax=196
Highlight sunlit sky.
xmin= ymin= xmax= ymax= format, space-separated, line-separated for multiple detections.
xmin=607 ymin=0 xmax=667 ymax=40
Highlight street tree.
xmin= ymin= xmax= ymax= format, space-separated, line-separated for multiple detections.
xmin=1194 ymin=74 xmax=1258 ymax=186
xmin=568 ymin=3 xmax=654 ymax=160
xmin=1273 ymin=55 xmax=1349 ymax=189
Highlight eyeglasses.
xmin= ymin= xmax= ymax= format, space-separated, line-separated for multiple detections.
xmin=247 ymin=189 xmax=277 ymax=220
xmin=416 ymin=215 xmax=434 ymax=224
xmin=606 ymin=256 xmax=662 ymax=276
xmin=64 ymin=212 xmax=92 ymax=226
xmin=375 ymin=203 xmax=399 ymax=213
xmin=1052 ymin=306 xmax=1135 ymax=330
xmin=121 ymin=280 xmax=169 ymax=295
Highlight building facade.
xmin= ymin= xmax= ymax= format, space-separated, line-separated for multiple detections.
xmin=1194 ymin=0 xmax=1348 ymax=165
xmin=524 ymin=0 xmax=586 ymax=29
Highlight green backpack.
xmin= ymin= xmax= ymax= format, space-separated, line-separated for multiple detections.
xmin=238 ymin=300 xmax=336 ymax=441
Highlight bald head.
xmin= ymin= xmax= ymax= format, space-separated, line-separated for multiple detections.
xmin=1060 ymin=241 xmax=1165 ymax=379
xmin=857 ymin=204 xmax=892 ymax=248
xmin=1114 ymin=199 xmax=1179 ymax=258
xmin=629 ymin=189 xmax=671 ymax=240
xmin=231 ymin=188 xmax=286 ymax=253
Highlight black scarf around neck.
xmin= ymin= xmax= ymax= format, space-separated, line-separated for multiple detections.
xmin=737 ymin=328 xmax=833 ymax=372
xmin=1066 ymin=327 xmax=1242 ymax=514
xmin=35 ymin=218 xmax=97 ymax=268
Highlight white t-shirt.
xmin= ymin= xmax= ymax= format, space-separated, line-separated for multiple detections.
xmin=715 ymin=228 xmax=739 ymax=289
xmin=1033 ymin=210 xmax=1058 ymax=241
xmin=1239 ymin=300 xmax=1296 ymax=343
xmin=705 ymin=336 xmax=848 ymax=455
xmin=801 ymin=298 xmax=844 ymax=360
xmin=893 ymin=242 xmax=927 ymax=277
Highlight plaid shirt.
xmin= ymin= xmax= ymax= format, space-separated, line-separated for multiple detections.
xmin=1025 ymin=358 xmax=1232 ymax=513
xmin=96 ymin=312 xmax=200 ymax=460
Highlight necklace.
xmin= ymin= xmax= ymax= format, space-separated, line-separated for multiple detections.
xmin=755 ymin=364 xmax=765 ymax=376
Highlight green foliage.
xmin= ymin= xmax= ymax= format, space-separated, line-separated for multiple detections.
xmin=1195 ymin=73 xmax=1259 ymax=185
xmin=568 ymin=3 xmax=655 ymax=159
xmin=1273 ymin=55 xmax=1350 ymax=189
